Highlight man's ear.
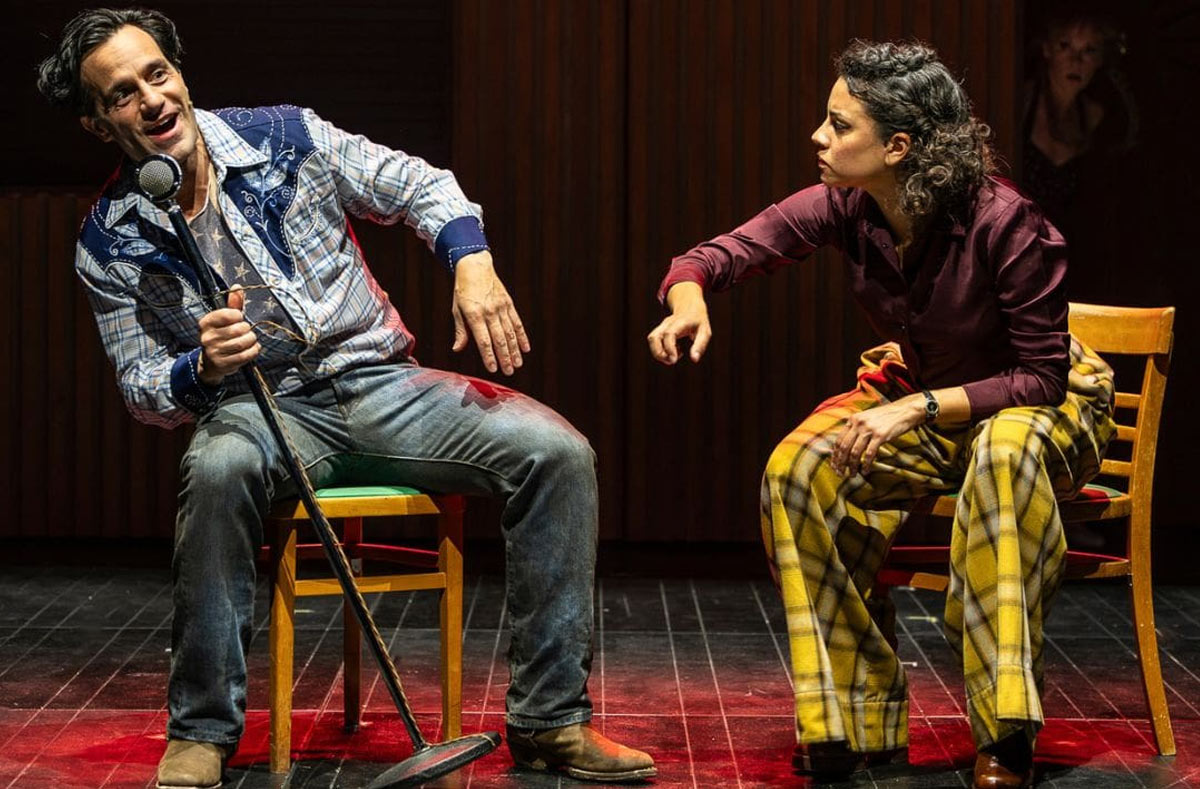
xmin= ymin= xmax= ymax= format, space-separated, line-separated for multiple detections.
xmin=80 ymin=115 xmax=113 ymax=143
xmin=884 ymin=132 xmax=911 ymax=166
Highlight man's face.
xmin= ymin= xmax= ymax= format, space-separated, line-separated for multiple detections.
xmin=79 ymin=25 xmax=200 ymax=172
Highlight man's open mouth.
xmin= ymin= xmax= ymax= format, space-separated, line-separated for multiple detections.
xmin=146 ymin=115 xmax=177 ymax=138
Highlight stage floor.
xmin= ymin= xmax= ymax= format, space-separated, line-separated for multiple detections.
xmin=0 ymin=567 xmax=1195 ymax=787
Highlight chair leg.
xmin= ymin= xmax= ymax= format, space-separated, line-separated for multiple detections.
xmin=269 ymin=522 xmax=299 ymax=774
xmin=1128 ymin=513 xmax=1176 ymax=756
xmin=437 ymin=496 xmax=465 ymax=739
xmin=343 ymin=517 xmax=362 ymax=734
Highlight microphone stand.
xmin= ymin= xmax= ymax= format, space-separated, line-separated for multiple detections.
xmin=151 ymin=163 xmax=499 ymax=788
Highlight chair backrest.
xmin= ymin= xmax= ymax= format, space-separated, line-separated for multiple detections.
xmin=1067 ymin=302 xmax=1175 ymax=501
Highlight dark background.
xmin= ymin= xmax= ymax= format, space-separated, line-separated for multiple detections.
xmin=2 ymin=1 xmax=1197 ymax=579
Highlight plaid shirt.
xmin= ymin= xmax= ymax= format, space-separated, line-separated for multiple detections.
xmin=75 ymin=106 xmax=488 ymax=428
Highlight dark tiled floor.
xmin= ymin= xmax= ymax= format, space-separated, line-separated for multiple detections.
xmin=0 ymin=567 xmax=1196 ymax=788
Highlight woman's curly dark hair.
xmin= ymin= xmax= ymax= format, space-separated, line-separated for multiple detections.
xmin=836 ymin=40 xmax=995 ymax=220
xmin=36 ymin=7 xmax=184 ymax=116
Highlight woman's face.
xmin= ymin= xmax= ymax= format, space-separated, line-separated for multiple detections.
xmin=1043 ymin=23 xmax=1105 ymax=94
xmin=810 ymin=78 xmax=895 ymax=191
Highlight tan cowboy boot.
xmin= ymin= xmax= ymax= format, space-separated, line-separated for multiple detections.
xmin=507 ymin=723 xmax=656 ymax=782
xmin=156 ymin=739 xmax=227 ymax=789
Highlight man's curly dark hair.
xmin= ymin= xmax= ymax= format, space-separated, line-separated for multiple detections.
xmin=836 ymin=40 xmax=995 ymax=220
xmin=36 ymin=7 xmax=184 ymax=117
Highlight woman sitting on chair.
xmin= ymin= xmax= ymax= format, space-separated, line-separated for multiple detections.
xmin=648 ymin=40 xmax=1115 ymax=789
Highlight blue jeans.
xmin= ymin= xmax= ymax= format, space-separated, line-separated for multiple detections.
xmin=167 ymin=363 xmax=597 ymax=745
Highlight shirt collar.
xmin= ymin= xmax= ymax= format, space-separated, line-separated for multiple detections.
xmin=195 ymin=108 xmax=268 ymax=173
xmin=859 ymin=193 xmax=967 ymax=240
xmin=101 ymin=166 xmax=144 ymax=228
xmin=942 ymin=214 xmax=967 ymax=239
xmin=102 ymin=108 xmax=267 ymax=228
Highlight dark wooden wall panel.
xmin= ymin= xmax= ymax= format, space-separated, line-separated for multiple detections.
xmin=18 ymin=197 xmax=49 ymax=537
xmin=45 ymin=197 xmax=77 ymax=537
xmin=0 ymin=192 xmax=187 ymax=540
xmin=452 ymin=0 xmax=629 ymax=539
xmin=0 ymin=198 xmax=16 ymax=537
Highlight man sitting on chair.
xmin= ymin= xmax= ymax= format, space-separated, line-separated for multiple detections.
xmin=36 ymin=8 xmax=655 ymax=787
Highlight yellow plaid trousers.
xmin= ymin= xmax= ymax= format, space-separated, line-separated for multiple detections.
xmin=761 ymin=338 xmax=1115 ymax=752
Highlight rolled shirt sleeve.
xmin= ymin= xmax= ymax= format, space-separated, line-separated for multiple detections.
xmin=170 ymin=348 xmax=227 ymax=415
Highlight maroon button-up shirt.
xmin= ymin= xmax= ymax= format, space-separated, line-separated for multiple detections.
xmin=659 ymin=177 xmax=1070 ymax=419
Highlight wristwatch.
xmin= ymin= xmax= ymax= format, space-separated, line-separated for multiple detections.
xmin=920 ymin=389 xmax=940 ymax=423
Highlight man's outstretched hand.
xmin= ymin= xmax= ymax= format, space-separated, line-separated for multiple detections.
xmin=452 ymin=251 xmax=531 ymax=375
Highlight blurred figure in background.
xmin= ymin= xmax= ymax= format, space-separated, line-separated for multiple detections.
xmin=1021 ymin=5 xmax=1137 ymax=232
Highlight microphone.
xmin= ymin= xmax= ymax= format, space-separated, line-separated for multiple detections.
xmin=134 ymin=153 xmax=182 ymax=203
xmin=132 ymin=153 xmax=221 ymax=308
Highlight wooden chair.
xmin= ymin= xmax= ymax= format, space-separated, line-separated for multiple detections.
xmin=876 ymin=302 xmax=1176 ymax=756
xmin=264 ymin=485 xmax=465 ymax=774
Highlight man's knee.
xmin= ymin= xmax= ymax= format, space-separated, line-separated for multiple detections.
xmin=180 ymin=429 xmax=272 ymax=500
xmin=525 ymin=417 xmax=596 ymax=478
xmin=175 ymin=431 xmax=271 ymax=569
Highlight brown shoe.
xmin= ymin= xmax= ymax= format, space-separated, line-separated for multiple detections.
xmin=507 ymin=723 xmax=656 ymax=782
xmin=156 ymin=739 xmax=229 ymax=789
xmin=973 ymin=752 xmax=1034 ymax=788
xmin=793 ymin=741 xmax=907 ymax=780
